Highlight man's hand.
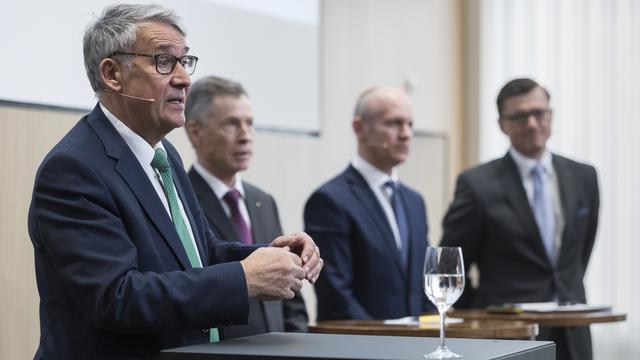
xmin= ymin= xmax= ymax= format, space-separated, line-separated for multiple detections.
xmin=240 ymin=247 xmax=306 ymax=300
xmin=270 ymin=232 xmax=323 ymax=284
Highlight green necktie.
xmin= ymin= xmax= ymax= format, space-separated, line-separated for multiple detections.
xmin=150 ymin=148 xmax=219 ymax=342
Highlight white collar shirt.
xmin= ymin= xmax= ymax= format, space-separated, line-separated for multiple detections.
xmin=351 ymin=154 xmax=403 ymax=250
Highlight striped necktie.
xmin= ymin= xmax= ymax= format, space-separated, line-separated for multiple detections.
xmin=151 ymin=148 xmax=219 ymax=342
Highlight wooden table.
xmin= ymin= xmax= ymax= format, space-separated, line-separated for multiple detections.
xmin=449 ymin=308 xmax=627 ymax=327
xmin=310 ymin=319 xmax=539 ymax=339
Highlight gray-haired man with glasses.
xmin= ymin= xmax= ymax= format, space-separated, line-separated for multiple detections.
xmin=441 ymin=78 xmax=600 ymax=360
xmin=27 ymin=4 xmax=322 ymax=360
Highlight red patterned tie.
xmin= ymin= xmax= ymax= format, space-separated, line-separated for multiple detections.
xmin=223 ymin=189 xmax=254 ymax=245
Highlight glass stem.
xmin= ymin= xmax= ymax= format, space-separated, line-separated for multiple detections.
xmin=439 ymin=306 xmax=446 ymax=348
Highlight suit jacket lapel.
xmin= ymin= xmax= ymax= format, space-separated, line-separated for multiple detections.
xmin=88 ymin=106 xmax=192 ymax=269
xmin=188 ymin=169 xmax=239 ymax=243
xmin=553 ymin=155 xmax=577 ymax=260
xmin=244 ymin=187 xmax=267 ymax=245
xmin=345 ymin=166 xmax=406 ymax=278
xmin=499 ymin=153 xmax=551 ymax=266
xmin=398 ymin=185 xmax=418 ymax=276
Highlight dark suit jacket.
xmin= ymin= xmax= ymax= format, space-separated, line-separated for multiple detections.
xmin=304 ymin=165 xmax=430 ymax=321
xmin=441 ymin=152 xmax=599 ymax=360
xmin=188 ymin=169 xmax=308 ymax=338
xmin=28 ymin=104 xmax=258 ymax=360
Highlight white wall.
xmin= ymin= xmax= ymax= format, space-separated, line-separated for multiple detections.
xmin=3 ymin=0 xmax=320 ymax=132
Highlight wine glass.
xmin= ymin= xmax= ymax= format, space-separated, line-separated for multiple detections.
xmin=423 ymin=246 xmax=465 ymax=359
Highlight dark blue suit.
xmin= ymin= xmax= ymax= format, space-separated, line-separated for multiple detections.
xmin=28 ymin=105 xmax=257 ymax=359
xmin=304 ymin=165 xmax=430 ymax=320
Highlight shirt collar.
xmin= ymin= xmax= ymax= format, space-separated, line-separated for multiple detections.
xmin=509 ymin=147 xmax=554 ymax=179
xmin=100 ymin=103 xmax=165 ymax=166
xmin=351 ymin=154 xmax=399 ymax=189
xmin=193 ymin=162 xmax=246 ymax=200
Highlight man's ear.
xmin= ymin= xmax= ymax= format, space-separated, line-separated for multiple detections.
xmin=99 ymin=58 xmax=123 ymax=92
xmin=185 ymin=121 xmax=201 ymax=148
xmin=498 ymin=117 xmax=508 ymax=135
xmin=352 ymin=115 xmax=364 ymax=139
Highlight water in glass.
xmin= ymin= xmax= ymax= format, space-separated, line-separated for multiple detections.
xmin=423 ymin=246 xmax=465 ymax=359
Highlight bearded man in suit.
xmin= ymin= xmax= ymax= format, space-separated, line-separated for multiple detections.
xmin=185 ymin=75 xmax=309 ymax=339
xmin=441 ymin=78 xmax=600 ymax=360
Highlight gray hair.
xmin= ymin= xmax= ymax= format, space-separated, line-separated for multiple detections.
xmin=83 ymin=4 xmax=185 ymax=94
xmin=185 ymin=75 xmax=248 ymax=125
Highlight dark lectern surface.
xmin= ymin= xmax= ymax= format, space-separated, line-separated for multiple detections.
xmin=161 ymin=332 xmax=555 ymax=360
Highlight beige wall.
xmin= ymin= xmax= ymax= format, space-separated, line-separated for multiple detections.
xmin=0 ymin=1 xmax=463 ymax=358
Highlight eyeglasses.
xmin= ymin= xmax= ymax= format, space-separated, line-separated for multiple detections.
xmin=502 ymin=109 xmax=552 ymax=124
xmin=111 ymin=52 xmax=199 ymax=75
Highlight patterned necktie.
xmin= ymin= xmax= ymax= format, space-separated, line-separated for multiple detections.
xmin=384 ymin=180 xmax=409 ymax=268
xmin=531 ymin=163 xmax=556 ymax=262
xmin=223 ymin=189 xmax=253 ymax=245
xmin=150 ymin=148 xmax=219 ymax=342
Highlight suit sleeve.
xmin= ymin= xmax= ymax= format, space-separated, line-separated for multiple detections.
xmin=304 ymin=190 xmax=372 ymax=320
xmin=263 ymin=194 xmax=309 ymax=332
xmin=30 ymin=154 xmax=249 ymax=333
xmin=440 ymin=173 xmax=485 ymax=308
xmin=581 ymin=166 xmax=600 ymax=272
xmin=199 ymin=210 xmax=260 ymax=264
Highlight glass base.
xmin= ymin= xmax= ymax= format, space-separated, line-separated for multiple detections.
xmin=424 ymin=345 xmax=463 ymax=359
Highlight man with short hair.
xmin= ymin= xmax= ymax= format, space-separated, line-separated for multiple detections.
xmin=304 ymin=86 xmax=430 ymax=321
xmin=184 ymin=75 xmax=308 ymax=338
xmin=441 ymin=78 xmax=599 ymax=360
xmin=28 ymin=4 xmax=321 ymax=359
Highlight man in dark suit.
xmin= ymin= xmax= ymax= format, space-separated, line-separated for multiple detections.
xmin=27 ymin=5 xmax=322 ymax=360
xmin=441 ymin=78 xmax=599 ymax=360
xmin=304 ymin=86 xmax=430 ymax=321
xmin=184 ymin=76 xmax=308 ymax=338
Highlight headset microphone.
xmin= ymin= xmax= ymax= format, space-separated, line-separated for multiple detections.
xmin=118 ymin=92 xmax=156 ymax=102
xmin=369 ymin=139 xmax=389 ymax=149
xmin=104 ymin=89 xmax=155 ymax=102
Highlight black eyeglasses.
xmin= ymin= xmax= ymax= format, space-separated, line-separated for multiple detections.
xmin=502 ymin=109 xmax=552 ymax=124
xmin=111 ymin=52 xmax=199 ymax=75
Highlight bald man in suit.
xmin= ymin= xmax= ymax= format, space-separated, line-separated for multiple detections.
xmin=305 ymin=86 xmax=430 ymax=321
xmin=185 ymin=75 xmax=308 ymax=339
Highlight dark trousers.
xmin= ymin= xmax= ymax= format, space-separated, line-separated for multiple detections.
xmin=538 ymin=326 xmax=592 ymax=360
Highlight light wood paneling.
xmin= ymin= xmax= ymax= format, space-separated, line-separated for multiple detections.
xmin=0 ymin=106 xmax=81 ymax=359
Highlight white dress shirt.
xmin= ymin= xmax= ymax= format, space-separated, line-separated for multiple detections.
xmin=100 ymin=103 xmax=201 ymax=265
xmin=351 ymin=154 xmax=404 ymax=250
xmin=509 ymin=148 xmax=565 ymax=259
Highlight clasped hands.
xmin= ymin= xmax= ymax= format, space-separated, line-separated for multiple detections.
xmin=240 ymin=232 xmax=323 ymax=300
